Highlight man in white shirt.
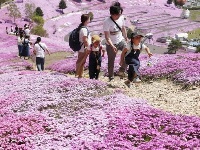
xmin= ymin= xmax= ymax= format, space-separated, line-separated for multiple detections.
xmin=33 ymin=37 xmax=50 ymax=71
xmin=103 ymin=4 xmax=128 ymax=81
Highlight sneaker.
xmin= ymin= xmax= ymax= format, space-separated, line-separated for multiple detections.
xmin=124 ymin=80 xmax=131 ymax=88
xmin=133 ymin=77 xmax=142 ymax=83
xmin=109 ymin=76 xmax=114 ymax=82
xmin=118 ymin=71 xmax=125 ymax=78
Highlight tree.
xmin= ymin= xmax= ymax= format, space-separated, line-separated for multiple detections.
xmin=167 ymin=0 xmax=173 ymax=4
xmin=88 ymin=12 xmax=94 ymax=22
xmin=167 ymin=39 xmax=182 ymax=54
xmin=24 ymin=3 xmax=35 ymax=20
xmin=35 ymin=7 xmax=43 ymax=16
xmin=59 ymin=0 xmax=67 ymax=14
xmin=195 ymin=46 xmax=200 ymax=53
xmin=7 ymin=2 xmax=21 ymax=22
xmin=0 ymin=0 xmax=6 ymax=9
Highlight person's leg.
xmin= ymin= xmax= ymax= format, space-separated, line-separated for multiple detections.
xmin=128 ymin=65 xmax=134 ymax=82
xmin=76 ymin=51 xmax=87 ymax=78
xmin=117 ymin=40 xmax=128 ymax=74
xmin=36 ymin=57 xmax=42 ymax=71
xmin=95 ymin=68 xmax=100 ymax=80
xmin=106 ymin=44 xmax=116 ymax=80
xmin=41 ymin=57 xmax=45 ymax=71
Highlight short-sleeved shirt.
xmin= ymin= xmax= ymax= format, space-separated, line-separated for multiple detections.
xmin=91 ymin=44 xmax=105 ymax=52
xmin=34 ymin=42 xmax=47 ymax=58
xmin=126 ymin=42 xmax=147 ymax=51
xmin=103 ymin=15 xmax=125 ymax=45
xmin=79 ymin=27 xmax=91 ymax=52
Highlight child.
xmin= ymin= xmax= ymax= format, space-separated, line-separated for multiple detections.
xmin=88 ymin=35 xmax=105 ymax=79
xmin=120 ymin=31 xmax=153 ymax=87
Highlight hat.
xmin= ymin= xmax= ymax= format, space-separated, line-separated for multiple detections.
xmin=92 ymin=35 xmax=101 ymax=43
xmin=131 ymin=30 xmax=145 ymax=38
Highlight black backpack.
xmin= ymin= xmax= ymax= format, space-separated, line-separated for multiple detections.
xmin=69 ymin=26 xmax=89 ymax=51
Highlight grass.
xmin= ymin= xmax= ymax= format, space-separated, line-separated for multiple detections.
xmin=189 ymin=10 xmax=200 ymax=21
xmin=187 ymin=28 xmax=200 ymax=39
xmin=27 ymin=51 xmax=72 ymax=70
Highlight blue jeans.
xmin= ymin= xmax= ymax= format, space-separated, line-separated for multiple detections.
xmin=128 ymin=59 xmax=140 ymax=81
xmin=18 ymin=45 xmax=23 ymax=56
xmin=36 ymin=57 xmax=45 ymax=71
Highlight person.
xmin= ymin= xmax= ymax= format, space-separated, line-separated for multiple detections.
xmin=119 ymin=31 xmax=153 ymax=87
xmin=75 ymin=14 xmax=91 ymax=78
xmin=24 ymin=26 xmax=30 ymax=39
xmin=87 ymin=35 xmax=105 ymax=79
xmin=21 ymin=35 xmax=31 ymax=59
xmin=15 ymin=25 xmax=19 ymax=36
xmin=103 ymin=2 xmax=128 ymax=81
xmin=6 ymin=27 xmax=8 ymax=34
xmin=33 ymin=37 xmax=50 ymax=71
xmin=11 ymin=26 xmax=13 ymax=33
xmin=17 ymin=34 xmax=24 ymax=57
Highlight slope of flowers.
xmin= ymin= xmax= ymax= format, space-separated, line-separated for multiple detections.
xmin=48 ymin=53 xmax=200 ymax=86
xmin=0 ymin=71 xmax=200 ymax=149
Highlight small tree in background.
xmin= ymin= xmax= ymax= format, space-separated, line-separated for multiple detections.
xmin=59 ymin=0 xmax=67 ymax=14
xmin=35 ymin=7 xmax=43 ymax=17
xmin=7 ymin=2 xmax=21 ymax=22
xmin=195 ymin=46 xmax=200 ymax=53
xmin=88 ymin=12 xmax=94 ymax=22
xmin=0 ymin=0 xmax=6 ymax=9
xmin=24 ymin=3 xmax=35 ymax=20
xmin=167 ymin=39 xmax=182 ymax=54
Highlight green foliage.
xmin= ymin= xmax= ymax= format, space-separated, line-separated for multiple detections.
xmin=24 ymin=3 xmax=35 ymax=19
xmin=31 ymin=25 xmax=48 ymax=37
xmin=32 ymin=15 xmax=44 ymax=25
xmin=167 ymin=39 xmax=182 ymax=54
xmin=195 ymin=46 xmax=200 ymax=53
xmin=88 ymin=12 xmax=94 ymax=22
xmin=34 ymin=7 xmax=43 ymax=17
xmin=0 ymin=0 xmax=6 ymax=9
xmin=59 ymin=0 xmax=67 ymax=13
xmin=7 ymin=2 xmax=21 ymax=22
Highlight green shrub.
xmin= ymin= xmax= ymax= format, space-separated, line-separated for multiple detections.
xmin=196 ymin=46 xmax=200 ymax=53
xmin=32 ymin=15 xmax=44 ymax=25
xmin=34 ymin=7 xmax=43 ymax=16
xmin=88 ymin=12 xmax=94 ymax=22
xmin=31 ymin=25 xmax=48 ymax=37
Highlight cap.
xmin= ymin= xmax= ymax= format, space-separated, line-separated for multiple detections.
xmin=92 ymin=35 xmax=101 ymax=43
xmin=131 ymin=30 xmax=145 ymax=38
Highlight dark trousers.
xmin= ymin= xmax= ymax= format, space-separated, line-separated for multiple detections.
xmin=18 ymin=45 xmax=23 ymax=56
xmin=89 ymin=66 xmax=100 ymax=79
xmin=36 ymin=57 xmax=45 ymax=71
xmin=128 ymin=59 xmax=140 ymax=81
xmin=106 ymin=40 xmax=127 ymax=78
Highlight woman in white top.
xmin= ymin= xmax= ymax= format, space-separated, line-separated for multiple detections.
xmin=75 ymin=14 xmax=91 ymax=78
xmin=17 ymin=34 xmax=24 ymax=57
xmin=103 ymin=2 xmax=128 ymax=81
xmin=33 ymin=37 xmax=50 ymax=71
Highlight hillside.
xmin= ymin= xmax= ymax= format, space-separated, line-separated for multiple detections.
xmin=0 ymin=0 xmax=200 ymax=149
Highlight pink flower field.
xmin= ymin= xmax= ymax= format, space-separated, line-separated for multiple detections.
xmin=0 ymin=0 xmax=200 ymax=149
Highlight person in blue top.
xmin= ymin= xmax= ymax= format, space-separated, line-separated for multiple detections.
xmin=120 ymin=31 xmax=153 ymax=87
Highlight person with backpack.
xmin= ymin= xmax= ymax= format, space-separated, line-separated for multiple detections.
xmin=73 ymin=14 xmax=91 ymax=78
xmin=119 ymin=31 xmax=153 ymax=88
xmin=86 ymin=35 xmax=105 ymax=79
xmin=33 ymin=37 xmax=50 ymax=71
xmin=21 ymin=35 xmax=31 ymax=59
xmin=103 ymin=2 xmax=128 ymax=81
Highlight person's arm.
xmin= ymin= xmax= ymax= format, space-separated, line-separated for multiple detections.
xmin=120 ymin=47 xmax=128 ymax=66
xmin=144 ymin=47 xmax=153 ymax=57
xmin=122 ymin=26 xmax=128 ymax=42
xmin=104 ymin=31 xmax=117 ymax=53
